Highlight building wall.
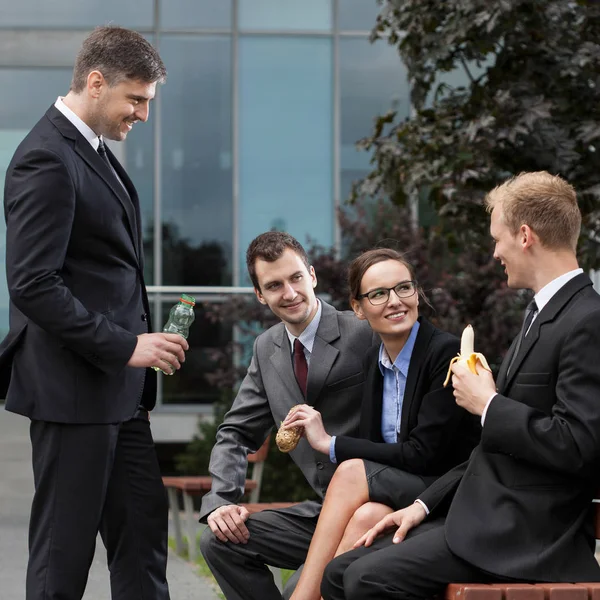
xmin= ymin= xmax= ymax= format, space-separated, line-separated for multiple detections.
xmin=0 ymin=0 xmax=410 ymax=440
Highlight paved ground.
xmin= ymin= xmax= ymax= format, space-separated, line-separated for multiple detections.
xmin=0 ymin=408 xmax=219 ymax=600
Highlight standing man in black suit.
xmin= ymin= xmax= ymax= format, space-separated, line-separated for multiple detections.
xmin=321 ymin=171 xmax=600 ymax=599
xmin=0 ymin=26 xmax=188 ymax=600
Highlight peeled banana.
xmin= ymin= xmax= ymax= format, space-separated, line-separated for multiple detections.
xmin=443 ymin=325 xmax=491 ymax=387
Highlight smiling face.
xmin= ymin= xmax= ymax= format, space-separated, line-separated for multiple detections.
xmin=490 ymin=204 xmax=527 ymax=289
xmin=351 ymin=259 xmax=419 ymax=345
xmin=253 ymin=248 xmax=318 ymax=336
xmin=89 ymin=75 xmax=156 ymax=141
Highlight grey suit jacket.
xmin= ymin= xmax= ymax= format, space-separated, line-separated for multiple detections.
xmin=199 ymin=300 xmax=377 ymax=521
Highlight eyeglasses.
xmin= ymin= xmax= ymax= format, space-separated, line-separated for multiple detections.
xmin=357 ymin=280 xmax=418 ymax=306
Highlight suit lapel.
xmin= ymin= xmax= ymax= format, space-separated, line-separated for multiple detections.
xmin=269 ymin=326 xmax=305 ymax=407
xmin=499 ymin=273 xmax=592 ymax=392
xmin=46 ymin=106 xmax=141 ymax=266
xmin=105 ymin=144 xmax=143 ymax=262
xmin=74 ymin=138 xmax=140 ymax=263
xmin=399 ymin=318 xmax=432 ymax=441
xmin=307 ymin=302 xmax=340 ymax=404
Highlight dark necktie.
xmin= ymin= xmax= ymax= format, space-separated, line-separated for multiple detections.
xmin=507 ymin=299 xmax=538 ymax=375
xmin=97 ymin=138 xmax=128 ymax=195
xmin=293 ymin=338 xmax=308 ymax=397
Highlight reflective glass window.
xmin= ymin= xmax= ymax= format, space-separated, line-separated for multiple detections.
xmin=2 ymin=0 xmax=153 ymax=28
xmin=340 ymin=38 xmax=409 ymax=201
xmin=338 ymin=0 xmax=380 ymax=31
xmin=160 ymin=0 xmax=232 ymax=29
xmin=238 ymin=36 xmax=333 ymax=283
xmin=239 ymin=0 xmax=332 ymax=31
xmin=160 ymin=35 xmax=233 ymax=286
xmin=159 ymin=299 xmax=232 ymax=405
xmin=0 ymin=69 xmax=73 ymax=339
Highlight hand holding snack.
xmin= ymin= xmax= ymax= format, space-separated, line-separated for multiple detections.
xmin=443 ymin=324 xmax=491 ymax=387
xmin=276 ymin=405 xmax=303 ymax=452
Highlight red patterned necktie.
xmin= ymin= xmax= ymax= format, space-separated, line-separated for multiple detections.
xmin=293 ymin=338 xmax=308 ymax=397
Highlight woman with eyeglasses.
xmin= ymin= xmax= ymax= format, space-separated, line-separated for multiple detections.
xmin=285 ymin=248 xmax=480 ymax=600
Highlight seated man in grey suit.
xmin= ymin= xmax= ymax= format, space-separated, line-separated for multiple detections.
xmin=200 ymin=231 xmax=377 ymax=600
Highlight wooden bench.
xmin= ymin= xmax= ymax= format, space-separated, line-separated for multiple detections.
xmin=163 ymin=438 xmax=297 ymax=562
xmin=446 ymin=498 xmax=600 ymax=600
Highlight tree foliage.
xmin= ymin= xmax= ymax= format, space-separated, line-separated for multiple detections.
xmin=356 ymin=0 xmax=600 ymax=269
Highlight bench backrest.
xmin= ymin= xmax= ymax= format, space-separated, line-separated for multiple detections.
xmin=248 ymin=437 xmax=270 ymax=463
xmin=246 ymin=437 xmax=270 ymax=502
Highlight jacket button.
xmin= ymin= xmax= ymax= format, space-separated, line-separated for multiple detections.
xmin=141 ymin=313 xmax=147 ymax=321
xmin=316 ymin=461 xmax=324 ymax=470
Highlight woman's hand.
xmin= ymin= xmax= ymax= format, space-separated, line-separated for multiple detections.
xmin=283 ymin=404 xmax=331 ymax=454
xmin=353 ymin=502 xmax=427 ymax=548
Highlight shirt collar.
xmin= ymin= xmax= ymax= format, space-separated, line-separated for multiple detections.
xmin=54 ymin=97 xmax=100 ymax=150
xmin=379 ymin=320 xmax=421 ymax=376
xmin=533 ymin=268 xmax=583 ymax=313
xmin=285 ymin=299 xmax=322 ymax=354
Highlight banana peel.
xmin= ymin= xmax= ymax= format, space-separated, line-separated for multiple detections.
xmin=443 ymin=324 xmax=491 ymax=387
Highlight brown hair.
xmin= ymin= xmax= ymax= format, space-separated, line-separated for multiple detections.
xmin=246 ymin=232 xmax=310 ymax=291
xmin=485 ymin=171 xmax=581 ymax=251
xmin=71 ymin=26 xmax=167 ymax=93
xmin=348 ymin=248 xmax=430 ymax=307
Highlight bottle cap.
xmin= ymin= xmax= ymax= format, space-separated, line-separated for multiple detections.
xmin=180 ymin=294 xmax=196 ymax=306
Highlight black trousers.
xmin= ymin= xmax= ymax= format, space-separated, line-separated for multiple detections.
xmin=321 ymin=518 xmax=494 ymax=600
xmin=26 ymin=410 xmax=170 ymax=600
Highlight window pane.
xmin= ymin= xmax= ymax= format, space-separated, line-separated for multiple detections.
xmin=340 ymin=38 xmax=409 ymax=201
xmin=3 ymin=0 xmax=153 ymax=28
xmin=338 ymin=0 xmax=380 ymax=31
xmin=0 ymin=69 xmax=73 ymax=339
xmin=239 ymin=0 xmax=332 ymax=31
xmin=159 ymin=299 xmax=232 ymax=405
xmin=239 ymin=36 xmax=333 ymax=282
xmin=160 ymin=35 xmax=233 ymax=286
xmin=160 ymin=0 xmax=232 ymax=29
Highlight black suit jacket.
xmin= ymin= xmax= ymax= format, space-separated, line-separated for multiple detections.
xmin=335 ymin=318 xmax=481 ymax=477
xmin=0 ymin=105 xmax=155 ymax=423
xmin=419 ymin=274 xmax=600 ymax=582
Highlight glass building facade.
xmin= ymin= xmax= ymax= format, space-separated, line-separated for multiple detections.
xmin=0 ymin=0 xmax=411 ymax=439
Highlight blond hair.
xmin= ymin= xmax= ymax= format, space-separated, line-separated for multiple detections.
xmin=485 ymin=171 xmax=581 ymax=251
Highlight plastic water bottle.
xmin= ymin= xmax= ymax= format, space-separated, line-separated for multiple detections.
xmin=153 ymin=294 xmax=195 ymax=374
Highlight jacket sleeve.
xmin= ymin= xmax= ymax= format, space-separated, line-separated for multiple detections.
xmin=481 ymin=309 xmax=600 ymax=480
xmin=334 ymin=334 xmax=469 ymax=475
xmin=417 ymin=457 xmax=470 ymax=515
xmin=199 ymin=336 xmax=275 ymax=521
xmin=4 ymin=148 xmax=137 ymax=374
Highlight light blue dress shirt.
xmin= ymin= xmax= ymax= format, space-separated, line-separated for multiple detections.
xmin=329 ymin=320 xmax=420 ymax=462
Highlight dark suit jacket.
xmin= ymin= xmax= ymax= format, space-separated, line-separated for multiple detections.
xmin=419 ymin=273 xmax=600 ymax=582
xmin=0 ymin=105 xmax=154 ymax=423
xmin=334 ymin=318 xmax=480 ymax=477
xmin=199 ymin=301 xmax=378 ymax=521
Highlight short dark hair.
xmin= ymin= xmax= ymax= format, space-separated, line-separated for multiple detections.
xmin=71 ymin=26 xmax=167 ymax=93
xmin=246 ymin=232 xmax=310 ymax=291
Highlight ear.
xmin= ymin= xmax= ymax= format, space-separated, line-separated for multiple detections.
xmin=309 ymin=265 xmax=317 ymax=288
xmin=254 ymin=288 xmax=267 ymax=305
xmin=351 ymin=298 xmax=367 ymax=320
xmin=87 ymin=70 xmax=105 ymax=99
xmin=520 ymin=224 xmax=536 ymax=250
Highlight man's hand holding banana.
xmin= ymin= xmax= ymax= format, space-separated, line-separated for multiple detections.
xmin=446 ymin=325 xmax=496 ymax=417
